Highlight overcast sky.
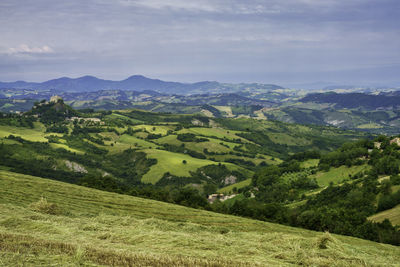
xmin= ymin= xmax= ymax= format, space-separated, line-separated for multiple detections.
xmin=0 ymin=0 xmax=399 ymax=86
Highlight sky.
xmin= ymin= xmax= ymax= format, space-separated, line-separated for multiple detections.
xmin=0 ymin=0 xmax=399 ymax=87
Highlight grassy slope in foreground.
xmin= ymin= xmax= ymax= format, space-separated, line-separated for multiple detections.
xmin=0 ymin=170 xmax=399 ymax=266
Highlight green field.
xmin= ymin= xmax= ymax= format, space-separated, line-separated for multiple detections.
xmin=369 ymin=205 xmax=400 ymax=226
xmin=119 ymin=134 xmax=157 ymax=149
xmin=219 ymin=178 xmax=252 ymax=194
xmin=300 ymin=159 xmax=320 ymax=168
xmin=310 ymin=165 xmax=370 ymax=187
xmin=0 ymin=124 xmax=51 ymax=142
xmin=141 ymin=149 xmax=221 ymax=184
xmin=0 ymin=170 xmax=399 ymax=266
xmin=133 ymin=124 xmax=174 ymax=135
xmin=357 ymin=123 xmax=383 ymax=129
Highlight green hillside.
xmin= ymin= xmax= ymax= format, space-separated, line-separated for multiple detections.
xmin=1 ymin=170 xmax=399 ymax=266
xmin=370 ymin=205 xmax=400 ymax=226
xmin=0 ymin=107 xmax=370 ymax=189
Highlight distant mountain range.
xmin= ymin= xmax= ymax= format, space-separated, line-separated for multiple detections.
xmin=0 ymin=75 xmax=283 ymax=94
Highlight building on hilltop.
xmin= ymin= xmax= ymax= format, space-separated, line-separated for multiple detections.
xmin=50 ymin=95 xmax=62 ymax=103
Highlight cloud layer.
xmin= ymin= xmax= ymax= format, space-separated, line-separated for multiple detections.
xmin=0 ymin=0 xmax=399 ymax=86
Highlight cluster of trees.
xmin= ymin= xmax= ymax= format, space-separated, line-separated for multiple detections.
xmin=28 ymin=100 xmax=78 ymax=124
xmin=162 ymin=144 xmax=206 ymax=159
xmin=318 ymin=140 xmax=372 ymax=170
xmin=0 ymin=113 xmax=35 ymax=128
xmin=46 ymin=124 xmax=69 ymax=133
xmin=377 ymin=184 xmax=400 ymax=212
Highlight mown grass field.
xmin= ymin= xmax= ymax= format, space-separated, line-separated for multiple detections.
xmin=0 ymin=170 xmax=399 ymax=266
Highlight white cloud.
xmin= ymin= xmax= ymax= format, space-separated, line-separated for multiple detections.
xmin=8 ymin=44 xmax=54 ymax=54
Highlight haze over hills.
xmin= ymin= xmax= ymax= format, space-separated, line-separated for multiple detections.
xmin=0 ymin=75 xmax=284 ymax=94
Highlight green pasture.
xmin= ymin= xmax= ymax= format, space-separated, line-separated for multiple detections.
xmin=310 ymin=165 xmax=370 ymax=187
xmin=140 ymin=149 xmax=218 ymax=184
